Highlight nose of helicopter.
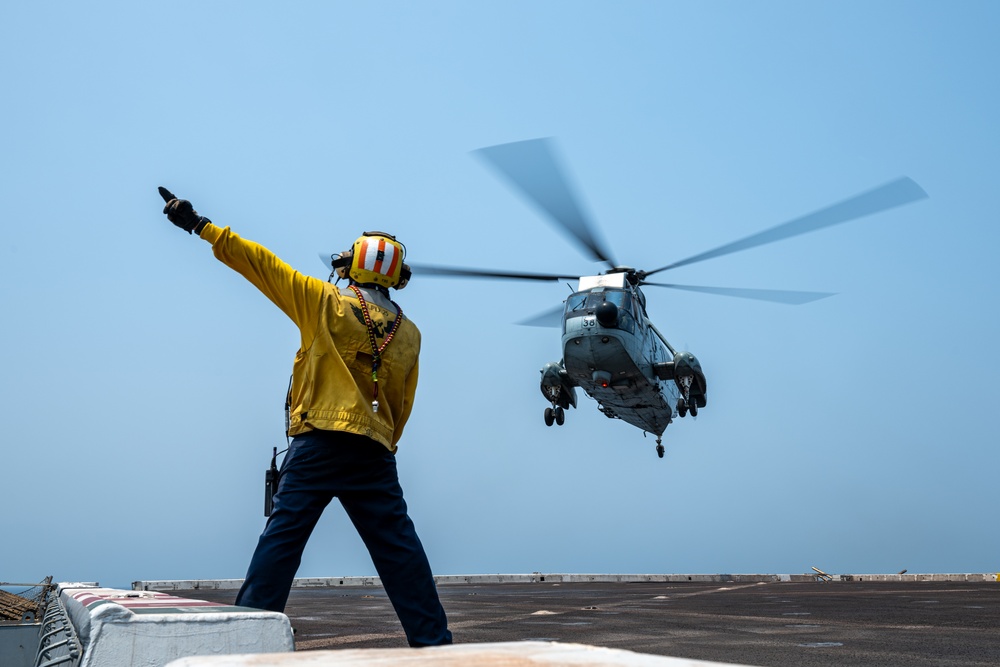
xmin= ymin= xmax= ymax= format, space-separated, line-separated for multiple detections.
xmin=595 ymin=301 xmax=618 ymax=327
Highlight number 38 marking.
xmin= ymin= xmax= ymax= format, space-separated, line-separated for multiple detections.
xmin=582 ymin=316 xmax=597 ymax=328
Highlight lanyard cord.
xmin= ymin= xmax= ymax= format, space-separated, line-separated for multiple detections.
xmin=348 ymin=285 xmax=403 ymax=412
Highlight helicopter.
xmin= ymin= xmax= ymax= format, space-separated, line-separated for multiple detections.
xmin=324 ymin=139 xmax=928 ymax=458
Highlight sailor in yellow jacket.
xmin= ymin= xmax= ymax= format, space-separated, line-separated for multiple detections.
xmin=160 ymin=187 xmax=451 ymax=647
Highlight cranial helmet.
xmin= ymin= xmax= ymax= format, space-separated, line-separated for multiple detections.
xmin=338 ymin=231 xmax=410 ymax=289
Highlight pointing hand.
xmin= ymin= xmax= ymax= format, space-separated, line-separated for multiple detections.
xmin=159 ymin=186 xmax=210 ymax=235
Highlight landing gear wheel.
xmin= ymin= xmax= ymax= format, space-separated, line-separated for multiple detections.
xmin=554 ymin=406 xmax=565 ymax=426
xmin=544 ymin=407 xmax=555 ymax=427
xmin=677 ymin=375 xmax=697 ymax=418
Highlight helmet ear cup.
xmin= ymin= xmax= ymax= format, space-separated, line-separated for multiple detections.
xmin=333 ymin=251 xmax=352 ymax=280
xmin=395 ymin=264 xmax=411 ymax=290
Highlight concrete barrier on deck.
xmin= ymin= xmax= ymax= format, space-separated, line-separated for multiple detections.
xmin=164 ymin=640 xmax=751 ymax=667
xmin=59 ymin=583 xmax=294 ymax=667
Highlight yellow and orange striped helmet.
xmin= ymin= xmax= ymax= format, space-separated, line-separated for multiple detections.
xmin=348 ymin=232 xmax=407 ymax=288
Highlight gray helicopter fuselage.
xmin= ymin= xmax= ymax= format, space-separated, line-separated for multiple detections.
xmin=557 ymin=274 xmax=680 ymax=437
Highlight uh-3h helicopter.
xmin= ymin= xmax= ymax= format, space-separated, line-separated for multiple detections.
xmin=324 ymin=139 xmax=928 ymax=458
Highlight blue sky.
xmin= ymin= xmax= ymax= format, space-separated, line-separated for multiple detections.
xmin=2 ymin=2 xmax=998 ymax=589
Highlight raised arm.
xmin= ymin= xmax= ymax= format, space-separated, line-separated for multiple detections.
xmin=159 ymin=187 xmax=326 ymax=340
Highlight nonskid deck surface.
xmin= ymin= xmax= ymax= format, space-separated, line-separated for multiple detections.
xmin=173 ymin=579 xmax=1000 ymax=666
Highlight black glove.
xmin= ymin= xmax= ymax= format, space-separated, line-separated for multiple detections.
xmin=158 ymin=186 xmax=211 ymax=235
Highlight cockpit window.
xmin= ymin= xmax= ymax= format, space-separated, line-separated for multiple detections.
xmin=566 ymin=292 xmax=589 ymax=313
xmin=635 ymin=288 xmax=647 ymax=314
xmin=587 ymin=290 xmax=632 ymax=312
xmin=564 ymin=289 xmax=636 ymax=333
xmin=605 ymin=290 xmax=635 ymax=333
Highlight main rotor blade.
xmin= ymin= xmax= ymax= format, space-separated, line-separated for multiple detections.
xmin=517 ymin=304 xmax=566 ymax=327
xmin=643 ymin=282 xmax=835 ymax=305
xmin=319 ymin=253 xmax=579 ymax=283
xmin=644 ymin=177 xmax=928 ymax=277
xmin=408 ymin=262 xmax=580 ymax=283
xmin=474 ymin=138 xmax=617 ymax=269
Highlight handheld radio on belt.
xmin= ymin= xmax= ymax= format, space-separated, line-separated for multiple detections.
xmin=264 ymin=447 xmax=280 ymax=517
xmin=263 ymin=377 xmax=293 ymax=517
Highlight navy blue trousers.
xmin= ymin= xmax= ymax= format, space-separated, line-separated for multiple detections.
xmin=234 ymin=430 xmax=452 ymax=647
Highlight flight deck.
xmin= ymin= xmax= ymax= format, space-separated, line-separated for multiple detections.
xmin=144 ymin=574 xmax=1000 ymax=667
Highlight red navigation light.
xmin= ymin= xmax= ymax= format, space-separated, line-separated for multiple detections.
xmin=592 ymin=370 xmax=612 ymax=389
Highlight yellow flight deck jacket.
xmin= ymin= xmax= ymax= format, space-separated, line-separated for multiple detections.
xmin=199 ymin=223 xmax=420 ymax=452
